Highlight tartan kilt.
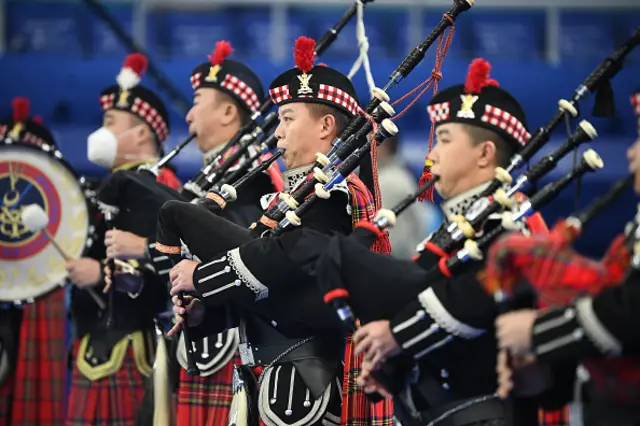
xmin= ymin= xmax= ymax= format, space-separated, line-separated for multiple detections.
xmin=12 ymin=287 xmax=68 ymax=425
xmin=0 ymin=374 xmax=14 ymax=426
xmin=539 ymin=406 xmax=569 ymax=426
xmin=176 ymin=352 xmax=239 ymax=426
xmin=66 ymin=341 xmax=147 ymax=426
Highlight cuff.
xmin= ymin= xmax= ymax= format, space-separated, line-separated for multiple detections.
xmin=390 ymin=287 xmax=485 ymax=360
xmin=193 ymin=247 xmax=269 ymax=307
xmin=532 ymin=297 xmax=622 ymax=363
xmin=146 ymin=242 xmax=174 ymax=277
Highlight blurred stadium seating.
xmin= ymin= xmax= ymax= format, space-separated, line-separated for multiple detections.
xmin=1 ymin=0 xmax=639 ymax=256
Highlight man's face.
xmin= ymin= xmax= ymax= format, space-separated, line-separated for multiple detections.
xmin=102 ymin=109 xmax=147 ymax=162
xmin=627 ymin=119 xmax=640 ymax=193
xmin=275 ymin=103 xmax=332 ymax=170
xmin=429 ymin=122 xmax=486 ymax=200
xmin=186 ymin=88 xmax=229 ymax=152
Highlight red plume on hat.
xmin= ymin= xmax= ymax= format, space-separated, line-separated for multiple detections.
xmin=464 ymin=58 xmax=499 ymax=94
xmin=12 ymin=97 xmax=30 ymax=123
xmin=117 ymin=53 xmax=148 ymax=91
xmin=293 ymin=36 xmax=316 ymax=73
xmin=209 ymin=40 xmax=233 ymax=65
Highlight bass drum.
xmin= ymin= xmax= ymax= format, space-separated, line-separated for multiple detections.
xmin=0 ymin=141 xmax=96 ymax=304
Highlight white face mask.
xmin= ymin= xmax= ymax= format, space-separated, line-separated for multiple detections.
xmin=87 ymin=127 xmax=118 ymax=168
xmin=87 ymin=125 xmax=152 ymax=169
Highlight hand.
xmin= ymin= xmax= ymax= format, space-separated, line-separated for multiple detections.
xmin=495 ymin=309 xmax=537 ymax=354
xmin=356 ymin=360 xmax=393 ymax=399
xmin=66 ymin=258 xmax=102 ymax=288
xmin=105 ymin=230 xmax=146 ymax=259
xmin=353 ymin=320 xmax=401 ymax=370
xmin=167 ymin=295 xmax=205 ymax=337
xmin=169 ymin=260 xmax=200 ymax=296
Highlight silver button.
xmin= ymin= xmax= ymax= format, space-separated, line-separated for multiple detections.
xmin=564 ymin=309 xmax=576 ymax=319
xmin=440 ymin=369 xmax=449 ymax=378
xmin=235 ymin=280 xmax=242 ymax=286
xmin=573 ymin=328 xmax=584 ymax=340
xmin=271 ymin=320 xmax=278 ymax=327
xmin=224 ymin=266 xmax=231 ymax=272
xmin=442 ymin=382 xmax=450 ymax=390
xmin=91 ymin=357 xmax=98 ymax=365
xmin=417 ymin=310 xmax=426 ymax=320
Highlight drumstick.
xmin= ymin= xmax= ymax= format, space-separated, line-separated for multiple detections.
xmin=21 ymin=204 xmax=106 ymax=310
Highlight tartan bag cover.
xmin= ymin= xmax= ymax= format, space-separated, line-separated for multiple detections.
xmin=486 ymin=220 xmax=640 ymax=409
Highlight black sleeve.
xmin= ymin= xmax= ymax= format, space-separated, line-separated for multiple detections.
xmin=531 ymin=279 xmax=640 ymax=364
xmin=389 ymin=262 xmax=498 ymax=360
xmin=296 ymin=190 xmax=352 ymax=236
xmin=193 ymin=192 xmax=352 ymax=310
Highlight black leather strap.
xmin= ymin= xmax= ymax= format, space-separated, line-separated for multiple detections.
xmin=248 ymin=337 xmax=342 ymax=367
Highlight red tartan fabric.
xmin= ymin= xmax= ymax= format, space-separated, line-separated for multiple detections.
xmin=176 ymin=353 xmax=240 ymax=426
xmin=341 ymin=174 xmax=394 ymax=426
xmin=66 ymin=343 xmax=146 ymax=426
xmin=486 ymin=222 xmax=640 ymax=406
xmin=11 ymin=287 xmax=67 ymax=426
xmin=0 ymin=374 xmax=14 ymax=426
xmin=538 ymin=406 xmax=569 ymax=426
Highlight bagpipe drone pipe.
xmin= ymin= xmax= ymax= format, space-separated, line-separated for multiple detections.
xmin=179 ymin=0 xmax=377 ymax=201
xmin=248 ymin=0 xmax=474 ymax=239
xmin=345 ymin=116 xmax=600 ymax=268
xmin=430 ymin=27 xmax=640 ymax=255
xmin=483 ymin=174 xmax=640 ymax=404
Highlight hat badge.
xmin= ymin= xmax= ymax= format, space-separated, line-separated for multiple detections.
xmin=117 ymin=90 xmax=131 ymax=108
xmin=297 ymin=72 xmax=313 ymax=95
xmin=457 ymin=94 xmax=479 ymax=119
xmin=205 ymin=64 xmax=222 ymax=83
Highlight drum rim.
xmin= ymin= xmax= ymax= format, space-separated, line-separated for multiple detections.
xmin=0 ymin=140 xmax=99 ymax=305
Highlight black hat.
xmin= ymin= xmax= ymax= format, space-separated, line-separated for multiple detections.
xmin=99 ymin=53 xmax=170 ymax=143
xmin=631 ymin=88 xmax=640 ymax=117
xmin=269 ymin=37 xmax=360 ymax=117
xmin=0 ymin=97 xmax=56 ymax=147
xmin=190 ymin=41 xmax=264 ymax=114
xmin=427 ymin=58 xmax=530 ymax=149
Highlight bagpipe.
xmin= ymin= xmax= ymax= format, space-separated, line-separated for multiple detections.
xmin=248 ymin=0 xmax=474 ymax=239
xmin=483 ymin=175 xmax=640 ymax=404
xmin=426 ymin=27 xmax=640 ymax=256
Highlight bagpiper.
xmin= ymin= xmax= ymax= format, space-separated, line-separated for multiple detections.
xmin=167 ymin=36 xmax=394 ymax=426
xmin=174 ymin=40 xmax=283 ymax=426
xmin=64 ymin=52 xmax=181 ymax=426
xmin=494 ymin=87 xmax=640 ymax=426
xmin=320 ymin=59 xmax=556 ymax=426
